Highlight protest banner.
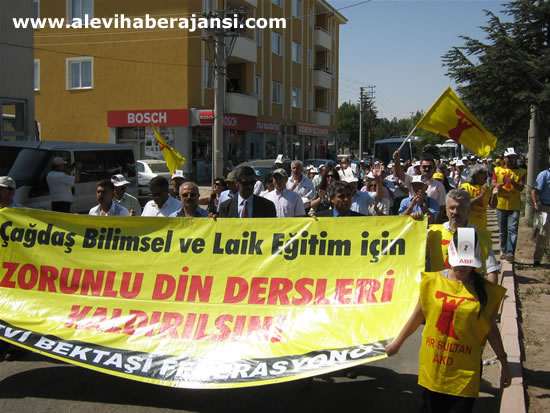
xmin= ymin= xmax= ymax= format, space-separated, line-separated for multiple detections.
xmin=0 ymin=208 xmax=425 ymax=388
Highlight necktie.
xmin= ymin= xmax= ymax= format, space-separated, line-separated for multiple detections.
xmin=241 ymin=200 xmax=248 ymax=218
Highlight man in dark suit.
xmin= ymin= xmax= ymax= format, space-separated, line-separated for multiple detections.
xmin=315 ymin=181 xmax=365 ymax=217
xmin=218 ymin=166 xmax=277 ymax=218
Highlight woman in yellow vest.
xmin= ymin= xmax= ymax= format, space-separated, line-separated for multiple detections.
xmin=386 ymin=228 xmax=510 ymax=412
xmin=459 ymin=165 xmax=498 ymax=230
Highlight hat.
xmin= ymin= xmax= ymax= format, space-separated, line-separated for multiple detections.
xmin=255 ymin=169 xmax=262 ymax=176
xmin=455 ymin=160 xmax=465 ymax=167
xmin=366 ymin=172 xmax=375 ymax=179
xmin=275 ymin=154 xmax=284 ymax=164
xmin=311 ymin=167 xmax=319 ymax=174
xmin=171 ymin=170 xmax=185 ymax=180
xmin=272 ymin=168 xmax=288 ymax=178
xmin=306 ymin=165 xmax=313 ymax=171
xmin=111 ymin=174 xmax=131 ymax=187
xmin=447 ymin=228 xmax=482 ymax=268
xmin=225 ymin=171 xmax=237 ymax=182
xmin=433 ymin=172 xmax=445 ymax=180
xmin=413 ymin=161 xmax=421 ymax=167
xmin=411 ymin=175 xmax=427 ymax=185
xmin=52 ymin=156 xmax=67 ymax=167
xmin=504 ymin=147 xmax=518 ymax=157
xmin=0 ymin=176 xmax=16 ymax=190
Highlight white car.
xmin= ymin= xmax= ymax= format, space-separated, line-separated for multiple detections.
xmin=137 ymin=159 xmax=172 ymax=195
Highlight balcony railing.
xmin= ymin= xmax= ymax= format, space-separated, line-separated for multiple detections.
xmin=226 ymin=92 xmax=258 ymax=117
xmin=313 ymin=110 xmax=331 ymax=126
xmin=228 ymin=36 xmax=257 ymax=64
xmin=313 ymin=67 xmax=332 ymax=89
xmin=314 ymin=26 xmax=331 ymax=51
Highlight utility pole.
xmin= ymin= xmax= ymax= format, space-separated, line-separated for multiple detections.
xmin=359 ymin=87 xmax=364 ymax=159
xmin=203 ymin=8 xmax=246 ymax=181
xmin=525 ymin=0 xmax=541 ymax=222
xmin=365 ymin=85 xmax=375 ymax=156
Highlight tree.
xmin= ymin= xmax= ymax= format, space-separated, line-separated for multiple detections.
xmin=442 ymin=0 xmax=550 ymax=166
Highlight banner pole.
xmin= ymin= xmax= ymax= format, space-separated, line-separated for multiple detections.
xmin=396 ymin=125 xmax=418 ymax=153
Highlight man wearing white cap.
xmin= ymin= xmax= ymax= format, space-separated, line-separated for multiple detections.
xmin=170 ymin=170 xmax=185 ymax=198
xmin=398 ymin=175 xmax=439 ymax=224
xmin=0 ymin=176 xmax=20 ymax=208
xmin=112 ymin=174 xmax=141 ymax=216
xmin=491 ymin=147 xmax=526 ymax=262
xmin=46 ymin=156 xmax=80 ymax=213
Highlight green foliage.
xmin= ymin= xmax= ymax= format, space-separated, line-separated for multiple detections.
xmin=442 ymin=0 xmax=550 ymax=160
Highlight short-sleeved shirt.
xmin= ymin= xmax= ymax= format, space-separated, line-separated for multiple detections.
xmin=113 ymin=192 xmax=142 ymax=216
xmin=492 ymin=166 xmax=526 ymax=210
xmin=46 ymin=171 xmax=75 ymax=203
xmin=534 ymin=169 xmax=550 ymax=205
xmin=404 ymin=174 xmax=447 ymax=206
xmin=418 ymin=271 xmax=506 ymax=398
xmin=399 ymin=195 xmax=440 ymax=220
xmin=264 ymin=188 xmax=306 ymax=217
xmin=141 ymin=196 xmax=182 ymax=217
xmin=287 ymin=175 xmax=315 ymax=201
xmin=89 ymin=202 xmax=130 ymax=216
xmin=169 ymin=206 xmax=209 ymax=218
xmin=460 ymin=182 xmax=491 ymax=230
xmin=351 ymin=190 xmax=375 ymax=216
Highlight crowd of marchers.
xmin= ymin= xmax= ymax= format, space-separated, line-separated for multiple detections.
xmin=1 ymin=145 xmax=549 ymax=412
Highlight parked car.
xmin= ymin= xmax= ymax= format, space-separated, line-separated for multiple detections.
xmin=137 ymin=159 xmax=172 ymax=195
xmin=0 ymin=140 xmax=137 ymax=213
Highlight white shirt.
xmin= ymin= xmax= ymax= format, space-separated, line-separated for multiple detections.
xmin=253 ymin=180 xmax=264 ymax=196
xmin=264 ymin=188 xmax=306 ymax=217
xmin=46 ymin=170 xmax=75 ymax=202
xmin=113 ymin=192 xmax=142 ymax=216
xmin=351 ymin=190 xmax=375 ymax=216
xmin=89 ymin=202 xmax=130 ymax=216
xmin=404 ymin=174 xmax=447 ymax=206
xmin=286 ymin=175 xmax=314 ymax=200
xmin=141 ymin=196 xmax=182 ymax=217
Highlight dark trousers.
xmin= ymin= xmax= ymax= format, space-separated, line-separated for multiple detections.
xmin=420 ymin=388 xmax=475 ymax=413
xmin=51 ymin=201 xmax=71 ymax=213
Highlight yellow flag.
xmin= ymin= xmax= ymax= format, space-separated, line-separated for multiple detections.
xmin=151 ymin=123 xmax=185 ymax=174
xmin=417 ymin=87 xmax=497 ymax=157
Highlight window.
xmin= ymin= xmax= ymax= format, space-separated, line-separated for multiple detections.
xmin=68 ymin=0 xmax=93 ymax=23
xmin=292 ymin=42 xmax=302 ymax=64
xmin=66 ymin=57 xmax=93 ymax=89
xmin=255 ymin=76 xmax=262 ymax=100
xmin=307 ymin=91 xmax=312 ymax=110
xmin=271 ymin=31 xmax=282 ymax=55
xmin=308 ymin=49 xmax=312 ymax=68
xmin=272 ymin=81 xmax=282 ymax=104
xmin=204 ymin=60 xmax=214 ymax=89
xmin=34 ymin=60 xmax=40 ymax=91
xmin=0 ymin=99 xmax=27 ymax=140
xmin=309 ymin=8 xmax=313 ymax=26
xmin=33 ymin=0 xmax=40 ymax=19
xmin=255 ymin=27 xmax=262 ymax=46
xmin=292 ymin=88 xmax=301 ymax=108
xmin=272 ymin=0 xmax=281 ymax=7
xmin=204 ymin=0 xmax=214 ymax=14
xmin=292 ymin=0 xmax=302 ymax=18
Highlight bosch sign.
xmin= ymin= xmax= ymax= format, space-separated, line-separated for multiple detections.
xmin=107 ymin=109 xmax=189 ymax=127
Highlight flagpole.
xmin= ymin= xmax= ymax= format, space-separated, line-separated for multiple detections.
xmin=396 ymin=125 xmax=418 ymax=153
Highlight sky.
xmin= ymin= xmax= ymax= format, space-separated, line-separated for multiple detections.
xmin=331 ymin=0 xmax=508 ymax=120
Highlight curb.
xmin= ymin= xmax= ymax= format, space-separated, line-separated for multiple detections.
xmin=499 ymin=260 xmax=526 ymax=413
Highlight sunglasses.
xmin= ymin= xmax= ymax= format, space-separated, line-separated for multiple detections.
xmin=239 ymin=180 xmax=256 ymax=186
xmin=181 ymin=192 xmax=198 ymax=198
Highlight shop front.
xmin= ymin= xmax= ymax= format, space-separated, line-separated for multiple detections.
xmin=297 ymin=122 xmax=331 ymax=160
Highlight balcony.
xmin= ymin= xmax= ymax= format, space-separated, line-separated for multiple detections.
xmin=226 ymin=92 xmax=258 ymax=117
xmin=313 ymin=68 xmax=332 ymax=89
xmin=313 ymin=110 xmax=330 ymax=126
xmin=314 ymin=27 xmax=332 ymax=51
xmin=228 ymin=36 xmax=257 ymax=64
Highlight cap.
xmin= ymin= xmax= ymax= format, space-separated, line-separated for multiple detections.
xmin=275 ymin=154 xmax=284 ymax=164
xmin=411 ymin=175 xmax=427 ymax=185
xmin=306 ymin=165 xmax=313 ymax=171
xmin=52 ymin=156 xmax=67 ymax=166
xmin=171 ymin=170 xmax=185 ymax=180
xmin=0 ymin=176 xmax=16 ymax=190
xmin=447 ymin=227 xmax=482 ymax=268
xmin=504 ymin=147 xmax=518 ymax=157
xmin=272 ymin=168 xmax=288 ymax=178
xmin=433 ymin=172 xmax=445 ymax=180
xmin=111 ymin=174 xmax=131 ymax=187
xmin=413 ymin=161 xmax=421 ymax=167
xmin=255 ymin=169 xmax=262 ymax=176
xmin=225 ymin=171 xmax=237 ymax=182
xmin=310 ymin=167 xmax=319 ymax=174
xmin=455 ymin=160 xmax=465 ymax=167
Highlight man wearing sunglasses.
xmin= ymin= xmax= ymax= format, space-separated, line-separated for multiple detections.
xmin=141 ymin=176 xmax=182 ymax=217
xmin=170 ymin=182 xmax=209 ymax=218
xmin=218 ymin=166 xmax=276 ymax=218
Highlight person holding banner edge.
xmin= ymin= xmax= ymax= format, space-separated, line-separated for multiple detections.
xmin=385 ymin=228 xmax=511 ymax=412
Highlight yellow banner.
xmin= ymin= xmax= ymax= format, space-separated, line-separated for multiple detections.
xmin=0 ymin=208 xmax=425 ymax=388
xmin=417 ymin=87 xmax=497 ymax=157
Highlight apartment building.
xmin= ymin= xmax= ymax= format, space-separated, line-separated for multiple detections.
xmin=34 ymin=0 xmax=346 ymax=184
xmin=1 ymin=0 xmax=36 ymax=141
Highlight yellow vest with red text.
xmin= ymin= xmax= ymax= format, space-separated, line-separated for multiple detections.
xmin=418 ymin=272 xmax=506 ymax=397
xmin=493 ymin=166 xmax=526 ymax=210
xmin=460 ymin=183 xmax=491 ymax=230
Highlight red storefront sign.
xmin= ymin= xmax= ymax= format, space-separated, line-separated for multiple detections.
xmin=255 ymin=120 xmax=280 ymax=133
xmin=197 ymin=110 xmax=257 ymax=131
xmin=296 ymin=122 xmax=329 ymax=137
xmin=107 ymin=109 xmax=190 ymax=127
